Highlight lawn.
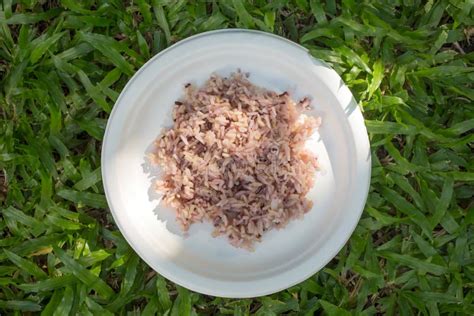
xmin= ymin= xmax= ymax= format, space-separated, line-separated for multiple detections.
xmin=0 ymin=0 xmax=473 ymax=315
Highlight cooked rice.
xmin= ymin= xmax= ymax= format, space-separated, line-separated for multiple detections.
xmin=151 ymin=71 xmax=321 ymax=249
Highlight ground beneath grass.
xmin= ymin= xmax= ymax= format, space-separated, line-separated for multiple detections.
xmin=1 ymin=1 xmax=473 ymax=315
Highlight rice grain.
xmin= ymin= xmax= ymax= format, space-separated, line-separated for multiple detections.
xmin=152 ymin=71 xmax=321 ymax=249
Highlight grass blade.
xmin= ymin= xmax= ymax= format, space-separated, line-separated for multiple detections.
xmin=30 ymin=31 xmax=66 ymax=64
xmin=378 ymin=251 xmax=448 ymax=275
xmin=430 ymin=176 xmax=454 ymax=229
xmin=41 ymin=289 xmax=63 ymax=315
xmin=57 ymin=189 xmax=107 ymax=209
xmin=4 ymin=249 xmax=47 ymax=279
xmin=156 ymin=275 xmax=172 ymax=312
xmin=77 ymin=32 xmax=134 ymax=76
xmin=232 ymin=0 xmax=255 ymax=28
xmin=53 ymin=246 xmax=115 ymax=299
xmin=171 ymin=286 xmax=191 ymax=316
xmin=18 ymin=275 xmax=76 ymax=292
xmin=366 ymin=120 xmax=418 ymax=135
xmin=53 ymin=285 xmax=74 ymax=316
xmin=0 ymin=300 xmax=42 ymax=312
xmin=152 ymin=1 xmax=171 ymax=45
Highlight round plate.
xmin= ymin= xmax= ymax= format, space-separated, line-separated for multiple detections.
xmin=102 ymin=29 xmax=371 ymax=298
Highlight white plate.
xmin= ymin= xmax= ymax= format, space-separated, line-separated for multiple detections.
xmin=102 ymin=29 xmax=371 ymax=298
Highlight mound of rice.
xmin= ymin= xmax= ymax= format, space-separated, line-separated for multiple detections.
xmin=152 ymin=71 xmax=321 ymax=249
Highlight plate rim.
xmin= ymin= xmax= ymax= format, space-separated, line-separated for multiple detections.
xmin=101 ymin=28 xmax=372 ymax=298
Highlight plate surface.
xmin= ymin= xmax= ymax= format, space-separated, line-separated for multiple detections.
xmin=102 ymin=29 xmax=371 ymax=298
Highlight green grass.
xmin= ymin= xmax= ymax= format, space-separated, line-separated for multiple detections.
xmin=0 ymin=0 xmax=473 ymax=315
